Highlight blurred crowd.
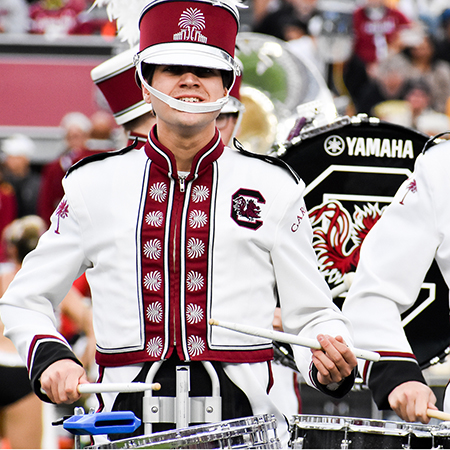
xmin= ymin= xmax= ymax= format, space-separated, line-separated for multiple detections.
xmin=0 ymin=0 xmax=113 ymax=37
xmin=251 ymin=0 xmax=450 ymax=134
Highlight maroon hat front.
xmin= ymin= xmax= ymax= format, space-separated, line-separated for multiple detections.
xmin=135 ymin=0 xmax=240 ymax=74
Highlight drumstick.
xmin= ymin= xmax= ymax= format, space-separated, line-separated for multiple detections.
xmin=331 ymin=272 xmax=355 ymax=298
xmin=40 ymin=382 xmax=161 ymax=397
xmin=427 ymin=409 xmax=450 ymax=421
xmin=209 ymin=318 xmax=380 ymax=362
xmin=77 ymin=382 xmax=161 ymax=394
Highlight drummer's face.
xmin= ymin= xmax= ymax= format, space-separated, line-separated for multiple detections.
xmin=144 ymin=65 xmax=227 ymax=130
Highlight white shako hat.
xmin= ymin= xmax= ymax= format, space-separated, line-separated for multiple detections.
xmin=134 ymin=0 xmax=242 ymax=114
xmin=91 ymin=46 xmax=153 ymax=125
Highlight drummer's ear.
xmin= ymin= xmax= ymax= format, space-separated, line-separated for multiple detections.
xmin=143 ymin=87 xmax=152 ymax=104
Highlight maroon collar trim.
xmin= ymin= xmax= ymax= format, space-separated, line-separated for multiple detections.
xmin=144 ymin=126 xmax=224 ymax=177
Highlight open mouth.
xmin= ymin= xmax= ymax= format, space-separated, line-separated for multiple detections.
xmin=178 ymin=97 xmax=202 ymax=103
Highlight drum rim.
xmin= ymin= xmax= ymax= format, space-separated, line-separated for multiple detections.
xmin=87 ymin=414 xmax=278 ymax=449
xmin=290 ymin=414 xmax=434 ymax=437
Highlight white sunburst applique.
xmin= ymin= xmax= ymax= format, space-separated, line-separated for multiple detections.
xmin=191 ymin=185 xmax=209 ymax=203
xmin=189 ymin=210 xmax=208 ymax=228
xmin=144 ymin=271 xmax=162 ymax=291
xmin=188 ymin=335 xmax=205 ymax=357
xmin=143 ymin=239 xmax=162 ymax=260
xmin=146 ymin=302 xmax=163 ymax=323
xmin=146 ymin=336 xmax=163 ymax=357
xmin=178 ymin=8 xmax=205 ymax=30
xmin=149 ymin=182 xmax=167 ymax=203
xmin=186 ymin=303 xmax=204 ymax=324
xmin=187 ymin=237 xmax=205 ymax=259
xmin=145 ymin=211 xmax=164 ymax=227
xmin=186 ymin=270 xmax=204 ymax=291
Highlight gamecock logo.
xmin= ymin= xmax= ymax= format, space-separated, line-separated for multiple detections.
xmin=231 ymin=188 xmax=265 ymax=230
xmin=309 ymin=200 xmax=385 ymax=284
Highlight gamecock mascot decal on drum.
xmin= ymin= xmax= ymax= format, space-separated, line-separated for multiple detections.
xmin=309 ymin=200 xmax=385 ymax=285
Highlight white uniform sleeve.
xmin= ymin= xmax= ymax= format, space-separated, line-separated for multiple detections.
xmin=343 ymin=150 xmax=440 ymax=355
xmin=0 ymin=188 xmax=91 ymax=370
xmin=270 ymin=178 xmax=354 ymax=389
xmin=342 ymin=143 xmax=450 ymax=407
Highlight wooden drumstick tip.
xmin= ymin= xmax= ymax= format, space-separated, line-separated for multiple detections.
xmin=209 ymin=318 xmax=219 ymax=326
xmin=152 ymin=382 xmax=161 ymax=391
xmin=344 ymin=271 xmax=355 ymax=289
xmin=427 ymin=408 xmax=450 ymax=421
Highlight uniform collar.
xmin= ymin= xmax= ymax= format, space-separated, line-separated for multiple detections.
xmin=144 ymin=125 xmax=224 ymax=178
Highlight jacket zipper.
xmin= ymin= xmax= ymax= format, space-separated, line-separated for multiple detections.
xmin=179 ymin=175 xmax=186 ymax=193
xmin=172 ymin=174 xmax=188 ymax=346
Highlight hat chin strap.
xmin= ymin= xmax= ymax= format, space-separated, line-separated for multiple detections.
xmin=141 ymin=76 xmax=229 ymax=114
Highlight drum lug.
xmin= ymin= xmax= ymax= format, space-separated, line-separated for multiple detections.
xmin=144 ymin=395 xmax=175 ymax=424
xmin=191 ymin=396 xmax=222 ymax=423
xmin=290 ymin=436 xmax=305 ymax=449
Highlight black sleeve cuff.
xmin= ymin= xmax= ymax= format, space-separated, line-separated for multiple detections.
xmin=30 ymin=340 xmax=83 ymax=402
xmin=368 ymin=360 xmax=426 ymax=410
xmin=311 ymin=365 xmax=356 ymax=398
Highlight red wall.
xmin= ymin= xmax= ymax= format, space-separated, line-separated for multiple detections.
xmin=0 ymin=55 xmax=108 ymax=127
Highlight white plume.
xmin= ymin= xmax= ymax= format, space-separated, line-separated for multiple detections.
xmin=90 ymin=0 xmax=149 ymax=47
xmin=90 ymin=0 xmax=247 ymax=47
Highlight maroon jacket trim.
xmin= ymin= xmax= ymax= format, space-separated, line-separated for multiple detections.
xmin=95 ymin=347 xmax=274 ymax=367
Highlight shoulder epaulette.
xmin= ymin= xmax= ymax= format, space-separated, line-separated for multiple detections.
xmin=422 ymin=131 xmax=450 ymax=154
xmin=233 ymin=138 xmax=300 ymax=184
xmin=65 ymin=139 xmax=139 ymax=177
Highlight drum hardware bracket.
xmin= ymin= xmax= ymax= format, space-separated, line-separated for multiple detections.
xmin=270 ymin=115 xmax=353 ymax=157
xmin=341 ymin=422 xmax=351 ymax=450
xmin=73 ymin=406 xmax=85 ymax=450
xmin=299 ymin=115 xmax=353 ymax=142
xmin=143 ymin=362 xmax=222 ymax=435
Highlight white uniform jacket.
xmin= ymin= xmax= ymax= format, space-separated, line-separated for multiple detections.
xmin=343 ymin=139 xmax=450 ymax=409
xmin=0 ymin=128 xmax=354 ymax=399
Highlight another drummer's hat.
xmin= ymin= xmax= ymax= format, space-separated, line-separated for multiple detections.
xmin=134 ymin=0 xmax=242 ymax=88
xmin=91 ymin=46 xmax=153 ymax=125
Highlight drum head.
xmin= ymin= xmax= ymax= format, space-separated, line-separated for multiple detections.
xmin=277 ymin=116 xmax=450 ymax=368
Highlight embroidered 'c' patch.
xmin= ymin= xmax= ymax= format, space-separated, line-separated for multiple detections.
xmin=231 ymin=188 xmax=265 ymax=230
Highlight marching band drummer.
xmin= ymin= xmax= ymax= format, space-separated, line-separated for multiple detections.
xmin=342 ymin=137 xmax=450 ymax=424
xmin=0 ymin=0 xmax=357 ymax=445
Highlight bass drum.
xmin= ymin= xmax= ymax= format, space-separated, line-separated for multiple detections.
xmin=274 ymin=115 xmax=450 ymax=369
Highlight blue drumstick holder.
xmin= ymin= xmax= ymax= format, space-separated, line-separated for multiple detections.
xmin=63 ymin=411 xmax=141 ymax=435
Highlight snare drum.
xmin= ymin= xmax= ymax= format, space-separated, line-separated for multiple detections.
xmin=290 ymin=415 xmax=434 ymax=449
xmin=87 ymin=414 xmax=281 ymax=449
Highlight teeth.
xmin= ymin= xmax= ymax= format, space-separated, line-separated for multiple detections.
xmin=179 ymin=98 xmax=200 ymax=103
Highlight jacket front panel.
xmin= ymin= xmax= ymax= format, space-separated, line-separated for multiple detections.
xmin=1 ymin=128 xmax=353 ymax=378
